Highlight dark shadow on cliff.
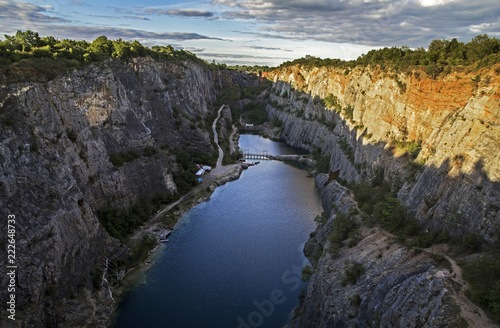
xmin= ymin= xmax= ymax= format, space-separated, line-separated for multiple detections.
xmin=266 ymin=81 xmax=500 ymax=246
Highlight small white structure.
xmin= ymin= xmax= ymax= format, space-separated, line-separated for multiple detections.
xmin=246 ymin=123 xmax=254 ymax=127
xmin=202 ymin=165 xmax=212 ymax=172
xmin=195 ymin=169 xmax=205 ymax=176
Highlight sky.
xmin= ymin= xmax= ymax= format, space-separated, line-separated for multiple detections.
xmin=1 ymin=0 xmax=499 ymax=66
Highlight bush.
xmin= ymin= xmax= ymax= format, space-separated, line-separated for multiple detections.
xmin=109 ymin=149 xmax=141 ymax=167
xmin=66 ymin=129 xmax=77 ymax=142
xmin=341 ymin=261 xmax=365 ymax=286
xmin=97 ymin=197 xmax=166 ymax=240
xmin=301 ymin=265 xmax=314 ymax=282
xmin=462 ymin=256 xmax=500 ymax=323
xmin=143 ymin=146 xmax=158 ymax=157
xmin=314 ymin=212 xmax=327 ymax=225
xmin=242 ymin=102 xmax=268 ymax=124
xmin=328 ymin=211 xmax=359 ymax=244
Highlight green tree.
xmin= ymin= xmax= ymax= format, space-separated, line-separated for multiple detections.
xmin=130 ymin=40 xmax=146 ymax=56
xmin=112 ymin=39 xmax=131 ymax=58
xmin=90 ymin=35 xmax=113 ymax=55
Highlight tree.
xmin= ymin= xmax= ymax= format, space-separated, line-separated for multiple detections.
xmin=4 ymin=30 xmax=41 ymax=52
xmin=112 ymin=39 xmax=131 ymax=58
xmin=90 ymin=36 xmax=113 ymax=55
xmin=130 ymin=40 xmax=145 ymax=56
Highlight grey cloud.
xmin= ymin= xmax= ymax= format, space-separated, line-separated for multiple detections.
xmin=197 ymin=52 xmax=288 ymax=60
xmin=167 ymin=9 xmax=214 ymax=17
xmin=246 ymin=45 xmax=293 ymax=52
xmin=0 ymin=0 xmax=70 ymax=23
xmin=1 ymin=24 xmax=226 ymax=42
xmin=215 ymin=0 xmax=500 ymax=47
xmin=144 ymin=8 xmax=214 ymax=18
xmin=123 ymin=16 xmax=150 ymax=20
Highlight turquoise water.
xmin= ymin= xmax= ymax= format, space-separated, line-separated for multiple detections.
xmin=112 ymin=135 xmax=322 ymax=328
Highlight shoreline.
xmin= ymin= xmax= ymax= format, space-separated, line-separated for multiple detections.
xmin=107 ymin=127 xmax=315 ymax=326
xmin=108 ymin=162 xmax=249 ymax=324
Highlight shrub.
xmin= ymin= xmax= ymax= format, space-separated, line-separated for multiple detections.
xmin=301 ymin=265 xmax=314 ymax=282
xmin=143 ymin=146 xmax=158 ymax=157
xmin=242 ymin=102 xmax=268 ymax=124
xmin=109 ymin=149 xmax=141 ymax=167
xmin=462 ymin=256 xmax=500 ymax=323
xmin=328 ymin=211 xmax=359 ymax=244
xmin=66 ymin=129 xmax=77 ymax=142
xmin=343 ymin=105 xmax=354 ymax=121
xmin=314 ymin=212 xmax=327 ymax=225
xmin=341 ymin=261 xmax=365 ymax=286
xmin=97 ymin=197 xmax=165 ymax=240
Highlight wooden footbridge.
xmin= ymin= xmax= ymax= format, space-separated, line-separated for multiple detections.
xmin=242 ymin=150 xmax=271 ymax=160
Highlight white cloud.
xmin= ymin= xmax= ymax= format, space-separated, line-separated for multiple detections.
xmin=417 ymin=0 xmax=456 ymax=7
xmin=214 ymin=0 xmax=500 ymax=47
xmin=469 ymin=22 xmax=494 ymax=33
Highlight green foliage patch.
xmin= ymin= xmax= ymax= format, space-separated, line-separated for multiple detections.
xmin=462 ymin=256 xmax=500 ymax=324
xmin=312 ymin=148 xmax=330 ymax=173
xmin=341 ymin=260 xmax=365 ymax=286
xmin=109 ymin=150 xmax=141 ymax=167
xmin=0 ymin=30 xmax=214 ymax=82
xmin=242 ymin=102 xmax=268 ymax=124
xmin=276 ymin=34 xmax=500 ymax=73
xmin=97 ymin=193 xmax=175 ymax=241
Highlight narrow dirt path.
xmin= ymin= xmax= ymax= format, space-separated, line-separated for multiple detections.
xmin=213 ymin=104 xmax=225 ymax=168
xmin=424 ymin=245 xmax=498 ymax=328
xmin=128 ymin=105 xmax=240 ymax=245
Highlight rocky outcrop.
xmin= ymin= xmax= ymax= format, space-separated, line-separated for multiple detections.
xmin=289 ymin=175 xmax=470 ymax=327
xmin=0 ymin=57 xmax=245 ymax=327
xmin=264 ymin=65 xmax=500 ymax=243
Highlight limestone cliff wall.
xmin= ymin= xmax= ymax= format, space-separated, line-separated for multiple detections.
xmin=289 ymin=175 xmax=464 ymax=327
xmin=264 ymin=65 xmax=500 ymax=242
xmin=0 ymin=57 xmax=243 ymax=327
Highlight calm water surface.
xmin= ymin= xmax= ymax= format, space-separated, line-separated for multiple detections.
xmin=112 ymin=135 xmax=322 ymax=328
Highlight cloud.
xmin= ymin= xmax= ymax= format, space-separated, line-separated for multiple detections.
xmin=0 ymin=0 xmax=70 ymax=24
xmin=198 ymin=52 xmax=288 ymax=60
xmin=213 ymin=0 xmax=500 ymax=47
xmin=196 ymin=51 xmax=292 ymax=65
xmin=123 ymin=16 xmax=150 ymax=20
xmin=167 ymin=9 xmax=214 ymax=18
xmin=1 ymin=23 xmax=226 ymax=42
xmin=246 ymin=45 xmax=293 ymax=52
xmin=68 ymin=0 xmax=84 ymax=6
xmin=144 ymin=8 xmax=214 ymax=18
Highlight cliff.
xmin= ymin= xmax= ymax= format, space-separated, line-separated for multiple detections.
xmin=265 ymin=64 xmax=500 ymax=242
xmin=263 ymin=64 xmax=500 ymax=327
xmin=0 ymin=57 xmax=248 ymax=327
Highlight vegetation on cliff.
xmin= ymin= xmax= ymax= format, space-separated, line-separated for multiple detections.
xmin=279 ymin=34 xmax=500 ymax=70
xmin=0 ymin=30 xmax=228 ymax=82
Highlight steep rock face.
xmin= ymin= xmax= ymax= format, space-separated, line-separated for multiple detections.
xmin=264 ymin=65 xmax=500 ymax=327
xmin=290 ymin=175 xmax=468 ymax=327
xmin=0 ymin=57 xmax=239 ymax=327
xmin=264 ymin=65 xmax=500 ymax=242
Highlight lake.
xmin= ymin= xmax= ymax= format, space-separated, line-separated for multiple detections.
xmin=112 ymin=135 xmax=322 ymax=328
